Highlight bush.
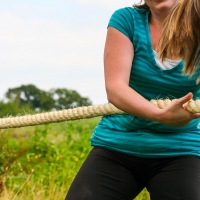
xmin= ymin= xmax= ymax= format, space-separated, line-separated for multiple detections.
xmin=0 ymin=118 xmax=150 ymax=200
xmin=0 ymin=100 xmax=33 ymax=118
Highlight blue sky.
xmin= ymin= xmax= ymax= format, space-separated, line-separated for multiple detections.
xmin=0 ymin=0 xmax=141 ymax=104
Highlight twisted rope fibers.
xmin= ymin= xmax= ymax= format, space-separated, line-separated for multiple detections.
xmin=0 ymin=104 xmax=124 ymax=129
xmin=0 ymin=99 xmax=200 ymax=129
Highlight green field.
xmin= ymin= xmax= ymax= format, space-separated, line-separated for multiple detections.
xmin=0 ymin=118 xmax=149 ymax=200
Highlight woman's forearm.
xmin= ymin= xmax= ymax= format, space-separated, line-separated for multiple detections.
xmin=106 ymin=81 xmax=162 ymax=122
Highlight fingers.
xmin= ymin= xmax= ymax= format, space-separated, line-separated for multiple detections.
xmin=193 ymin=113 xmax=200 ymax=119
xmin=178 ymin=92 xmax=193 ymax=105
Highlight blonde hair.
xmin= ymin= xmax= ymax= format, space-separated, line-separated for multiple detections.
xmin=158 ymin=0 xmax=200 ymax=82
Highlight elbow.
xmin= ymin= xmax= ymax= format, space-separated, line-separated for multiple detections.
xmin=106 ymin=92 xmax=114 ymax=104
xmin=105 ymin=81 xmax=129 ymax=106
xmin=105 ymin=86 xmax=113 ymax=103
xmin=105 ymin=84 xmax=119 ymax=105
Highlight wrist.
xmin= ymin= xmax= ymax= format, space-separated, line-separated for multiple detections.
xmin=152 ymin=107 xmax=165 ymax=123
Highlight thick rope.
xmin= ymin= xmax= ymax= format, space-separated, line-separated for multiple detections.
xmin=150 ymin=99 xmax=200 ymax=112
xmin=0 ymin=104 xmax=124 ymax=129
xmin=0 ymin=99 xmax=200 ymax=129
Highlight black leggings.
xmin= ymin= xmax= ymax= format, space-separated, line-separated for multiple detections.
xmin=66 ymin=147 xmax=200 ymax=200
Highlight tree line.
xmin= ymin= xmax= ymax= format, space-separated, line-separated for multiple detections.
xmin=0 ymin=84 xmax=92 ymax=117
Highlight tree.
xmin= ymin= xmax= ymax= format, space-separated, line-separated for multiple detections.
xmin=0 ymin=100 xmax=32 ymax=117
xmin=4 ymin=84 xmax=92 ymax=112
xmin=49 ymin=88 xmax=92 ymax=109
xmin=5 ymin=84 xmax=54 ymax=111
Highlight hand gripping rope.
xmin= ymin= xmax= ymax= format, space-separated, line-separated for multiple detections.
xmin=0 ymin=99 xmax=200 ymax=129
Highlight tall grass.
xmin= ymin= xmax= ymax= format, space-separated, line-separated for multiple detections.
xmin=0 ymin=118 xmax=149 ymax=200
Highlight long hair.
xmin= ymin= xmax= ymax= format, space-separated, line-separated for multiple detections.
xmin=158 ymin=0 xmax=200 ymax=83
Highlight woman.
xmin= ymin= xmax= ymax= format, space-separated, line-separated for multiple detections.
xmin=66 ymin=0 xmax=200 ymax=199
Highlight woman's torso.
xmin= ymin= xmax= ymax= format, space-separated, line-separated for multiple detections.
xmin=90 ymin=7 xmax=200 ymax=158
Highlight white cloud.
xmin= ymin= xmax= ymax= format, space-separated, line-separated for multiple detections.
xmin=0 ymin=1 xmax=145 ymax=104
xmin=75 ymin=0 xmax=141 ymax=9
xmin=0 ymin=9 xmax=107 ymax=103
xmin=0 ymin=11 xmax=106 ymax=70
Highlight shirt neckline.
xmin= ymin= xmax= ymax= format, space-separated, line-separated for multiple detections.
xmin=145 ymin=13 xmax=183 ymax=73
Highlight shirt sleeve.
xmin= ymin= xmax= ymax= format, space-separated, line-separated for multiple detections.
xmin=108 ymin=7 xmax=134 ymax=43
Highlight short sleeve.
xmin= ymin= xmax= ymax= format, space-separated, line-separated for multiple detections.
xmin=108 ymin=7 xmax=134 ymax=43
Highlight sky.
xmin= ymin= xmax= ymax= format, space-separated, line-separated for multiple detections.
xmin=0 ymin=0 xmax=141 ymax=104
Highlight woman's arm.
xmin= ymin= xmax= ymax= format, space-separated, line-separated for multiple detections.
xmin=104 ymin=27 xmax=200 ymax=126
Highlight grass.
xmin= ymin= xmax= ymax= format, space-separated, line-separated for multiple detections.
xmin=0 ymin=117 xmax=150 ymax=200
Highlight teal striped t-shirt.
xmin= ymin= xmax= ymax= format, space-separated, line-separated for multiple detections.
xmin=90 ymin=7 xmax=200 ymax=158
